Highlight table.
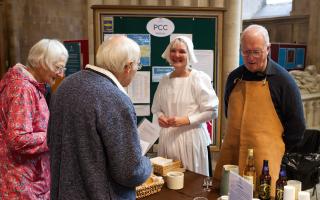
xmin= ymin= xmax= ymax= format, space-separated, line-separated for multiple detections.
xmin=141 ymin=171 xmax=220 ymax=200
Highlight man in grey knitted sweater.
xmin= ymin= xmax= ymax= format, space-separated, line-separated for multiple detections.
xmin=48 ymin=36 xmax=152 ymax=200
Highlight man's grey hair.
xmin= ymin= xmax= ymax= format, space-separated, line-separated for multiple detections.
xmin=241 ymin=24 xmax=270 ymax=47
xmin=96 ymin=35 xmax=140 ymax=74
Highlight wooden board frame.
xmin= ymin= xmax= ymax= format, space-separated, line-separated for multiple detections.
xmin=92 ymin=5 xmax=223 ymax=151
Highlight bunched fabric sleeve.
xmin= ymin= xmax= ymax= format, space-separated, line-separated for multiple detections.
xmin=4 ymin=84 xmax=49 ymax=155
xmin=188 ymin=71 xmax=219 ymax=125
xmin=151 ymin=76 xmax=166 ymax=119
xmin=278 ymin=75 xmax=306 ymax=151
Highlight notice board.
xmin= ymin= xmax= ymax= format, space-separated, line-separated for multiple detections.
xmin=92 ymin=6 xmax=223 ymax=148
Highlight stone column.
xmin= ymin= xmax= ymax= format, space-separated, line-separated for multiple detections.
xmin=220 ymin=0 xmax=242 ymax=138
xmin=5 ymin=0 xmax=25 ymax=66
xmin=104 ymin=0 xmax=120 ymax=4
xmin=307 ymin=0 xmax=320 ymax=68
xmin=173 ymin=0 xmax=192 ymax=6
xmin=196 ymin=0 xmax=209 ymax=7
xmin=160 ymin=0 xmax=173 ymax=6
xmin=88 ymin=0 xmax=105 ymax=64
xmin=210 ymin=0 xmax=225 ymax=8
xmin=120 ymin=0 xmax=139 ymax=5
xmin=140 ymin=0 xmax=159 ymax=6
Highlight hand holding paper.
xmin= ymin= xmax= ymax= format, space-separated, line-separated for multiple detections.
xmin=138 ymin=118 xmax=160 ymax=155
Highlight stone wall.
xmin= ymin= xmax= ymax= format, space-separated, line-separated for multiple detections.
xmin=4 ymin=0 xmax=88 ymax=67
xmin=243 ymin=15 xmax=309 ymax=44
xmin=291 ymin=0 xmax=310 ymax=16
xmin=290 ymin=65 xmax=320 ymax=129
xmin=290 ymin=65 xmax=320 ymax=95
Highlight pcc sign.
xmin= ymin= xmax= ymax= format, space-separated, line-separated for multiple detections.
xmin=146 ymin=18 xmax=175 ymax=37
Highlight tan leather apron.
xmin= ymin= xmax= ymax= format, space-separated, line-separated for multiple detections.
xmin=214 ymin=79 xmax=285 ymax=197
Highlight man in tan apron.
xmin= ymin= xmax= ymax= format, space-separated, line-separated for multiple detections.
xmin=214 ymin=25 xmax=305 ymax=197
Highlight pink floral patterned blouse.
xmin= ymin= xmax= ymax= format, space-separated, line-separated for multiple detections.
xmin=0 ymin=64 xmax=50 ymax=200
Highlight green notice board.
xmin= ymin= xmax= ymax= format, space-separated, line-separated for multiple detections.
xmin=93 ymin=6 xmax=223 ymax=147
xmin=102 ymin=16 xmax=217 ymax=120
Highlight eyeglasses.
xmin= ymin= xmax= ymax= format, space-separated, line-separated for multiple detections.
xmin=128 ymin=61 xmax=143 ymax=71
xmin=54 ymin=65 xmax=67 ymax=74
xmin=136 ymin=62 xmax=143 ymax=70
xmin=241 ymin=49 xmax=264 ymax=58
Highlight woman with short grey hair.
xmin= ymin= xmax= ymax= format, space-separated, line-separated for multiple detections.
xmin=0 ymin=38 xmax=68 ymax=200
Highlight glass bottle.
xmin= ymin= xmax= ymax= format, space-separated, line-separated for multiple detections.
xmin=258 ymin=160 xmax=271 ymax=200
xmin=243 ymin=148 xmax=256 ymax=193
xmin=275 ymin=165 xmax=287 ymax=200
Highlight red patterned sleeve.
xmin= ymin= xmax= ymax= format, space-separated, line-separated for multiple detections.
xmin=4 ymin=83 xmax=49 ymax=155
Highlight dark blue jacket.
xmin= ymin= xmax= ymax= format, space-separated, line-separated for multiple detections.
xmin=48 ymin=69 xmax=152 ymax=200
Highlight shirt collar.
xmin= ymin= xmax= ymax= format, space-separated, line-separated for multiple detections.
xmin=265 ymin=58 xmax=277 ymax=76
xmin=85 ymin=64 xmax=127 ymax=95
xmin=15 ymin=64 xmax=47 ymax=94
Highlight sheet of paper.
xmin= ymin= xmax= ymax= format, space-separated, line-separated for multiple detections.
xmin=152 ymin=66 xmax=174 ymax=82
xmin=193 ymin=50 xmax=214 ymax=81
xmin=229 ymin=171 xmax=253 ymax=200
xmin=138 ymin=118 xmax=160 ymax=155
xmin=134 ymin=105 xmax=150 ymax=116
xmin=170 ymin=33 xmax=192 ymax=42
xmin=103 ymin=33 xmax=125 ymax=41
xmin=140 ymin=139 xmax=150 ymax=155
xmin=127 ymin=71 xmax=150 ymax=103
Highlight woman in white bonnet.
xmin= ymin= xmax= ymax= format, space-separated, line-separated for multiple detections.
xmin=151 ymin=36 xmax=219 ymax=176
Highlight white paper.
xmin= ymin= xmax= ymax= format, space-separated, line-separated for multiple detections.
xmin=229 ymin=171 xmax=253 ymax=200
xmin=140 ymin=139 xmax=150 ymax=155
xmin=134 ymin=105 xmax=150 ymax=116
xmin=170 ymin=33 xmax=192 ymax=42
xmin=138 ymin=118 xmax=160 ymax=155
xmin=152 ymin=66 xmax=174 ymax=82
xmin=150 ymin=157 xmax=173 ymax=166
xmin=127 ymin=71 xmax=150 ymax=103
xmin=103 ymin=33 xmax=125 ymax=41
xmin=193 ymin=50 xmax=214 ymax=81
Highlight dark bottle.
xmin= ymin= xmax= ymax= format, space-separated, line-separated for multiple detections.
xmin=275 ymin=165 xmax=287 ymax=200
xmin=258 ymin=160 xmax=271 ymax=200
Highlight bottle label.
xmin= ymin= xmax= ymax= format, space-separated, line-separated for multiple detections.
xmin=259 ymin=183 xmax=270 ymax=199
xmin=275 ymin=188 xmax=284 ymax=200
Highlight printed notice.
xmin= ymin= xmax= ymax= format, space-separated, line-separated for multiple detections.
xmin=170 ymin=33 xmax=192 ymax=42
xmin=134 ymin=105 xmax=150 ymax=116
xmin=127 ymin=71 xmax=150 ymax=103
xmin=64 ymin=42 xmax=81 ymax=76
xmin=229 ymin=171 xmax=253 ymax=200
xmin=102 ymin=16 xmax=113 ymax=33
xmin=103 ymin=33 xmax=125 ymax=41
xmin=193 ymin=50 xmax=214 ymax=81
xmin=127 ymin=34 xmax=151 ymax=66
xmin=152 ymin=66 xmax=174 ymax=82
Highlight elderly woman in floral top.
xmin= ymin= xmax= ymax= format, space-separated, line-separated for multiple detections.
xmin=0 ymin=39 xmax=68 ymax=200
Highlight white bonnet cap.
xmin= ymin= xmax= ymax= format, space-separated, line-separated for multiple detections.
xmin=161 ymin=36 xmax=198 ymax=64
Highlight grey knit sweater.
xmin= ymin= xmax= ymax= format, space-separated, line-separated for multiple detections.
xmin=48 ymin=69 xmax=152 ymax=200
